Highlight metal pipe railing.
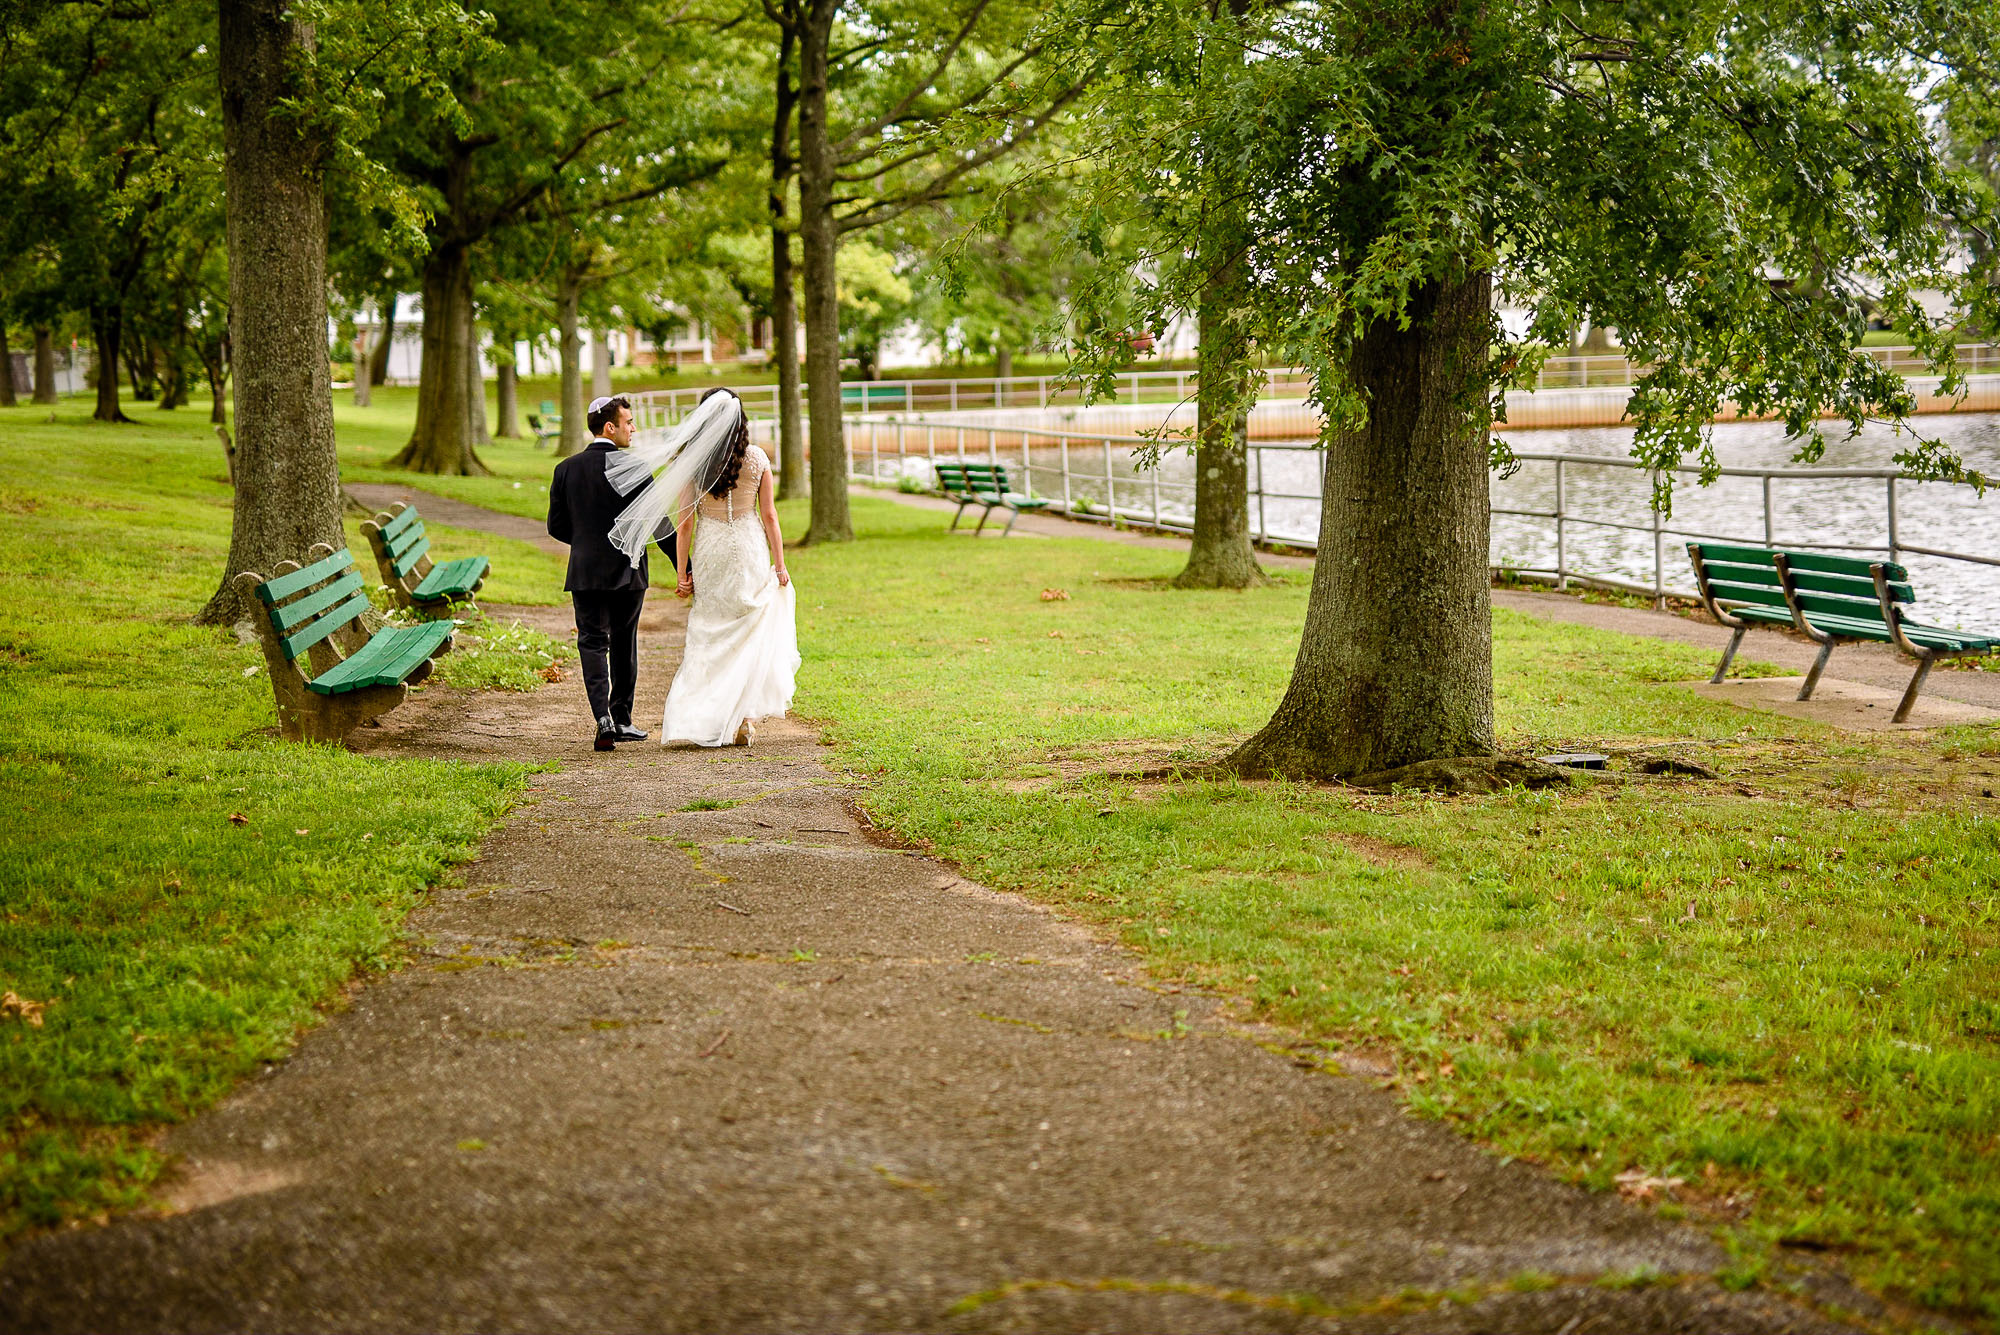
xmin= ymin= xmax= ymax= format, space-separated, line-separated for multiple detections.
xmin=840 ymin=417 xmax=1999 ymax=606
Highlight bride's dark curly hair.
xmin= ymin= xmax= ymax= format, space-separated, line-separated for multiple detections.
xmin=698 ymin=388 xmax=752 ymax=498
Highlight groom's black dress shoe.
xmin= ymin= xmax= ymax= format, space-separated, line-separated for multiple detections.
xmin=595 ymin=716 xmax=618 ymax=752
xmin=614 ymin=723 xmax=649 ymax=742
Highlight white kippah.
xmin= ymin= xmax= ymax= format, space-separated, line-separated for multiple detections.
xmin=588 ymin=395 xmax=616 ymax=415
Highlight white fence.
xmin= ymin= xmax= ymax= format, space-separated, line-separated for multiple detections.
xmin=836 ymin=416 xmax=2000 ymax=622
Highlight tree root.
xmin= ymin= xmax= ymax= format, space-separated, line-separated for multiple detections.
xmin=1343 ymin=755 xmax=1575 ymax=794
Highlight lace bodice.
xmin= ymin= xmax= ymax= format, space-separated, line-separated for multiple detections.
xmin=695 ymin=445 xmax=769 ymax=522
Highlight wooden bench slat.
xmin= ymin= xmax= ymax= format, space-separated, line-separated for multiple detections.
xmin=1695 ymin=542 xmax=1903 ymax=582
xmin=1706 ymin=581 xmax=1790 ymax=610
xmin=306 ymin=622 xmax=453 ymax=695
xmin=413 ymin=556 xmax=489 ymax=599
xmin=386 ymin=521 xmax=427 ymax=560
xmin=279 ymin=590 xmax=373 ymax=660
xmin=268 ymin=570 xmax=367 ymax=632
xmin=1792 ymin=590 xmax=1889 ymax=624
xmin=379 ymin=504 xmax=422 ymax=541
xmin=390 ymin=534 xmax=431 ymax=579
xmin=256 ymin=548 xmax=355 ymax=604
xmin=1790 ymin=568 xmax=1912 ymax=603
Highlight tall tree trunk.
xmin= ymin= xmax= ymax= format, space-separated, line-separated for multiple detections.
xmin=995 ymin=342 xmax=1013 ymax=382
xmin=555 ymin=268 xmax=587 ymax=457
xmin=466 ymin=310 xmax=489 ymax=447
xmin=125 ymin=340 xmax=157 ymax=401
xmin=1227 ymin=269 xmax=1495 ymax=779
xmin=368 ymin=295 xmax=395 ymax=385
xmin=796 ymin=0 xmax=852 ymax=543
xmin=1174 ymin=5 xmax=1264 ymax=590
xmin=90 ymin=307 xmax=132 ymax=422
xmin=591 ymin=329 xmax=612 ymax=397
xmin=199 ymin=0 xmax=344 ymax=624
xmin=770 ymin=19 xmax=806 ymax=500
xmin=31 ymin=327 xmax=58 ymax=405
xmin=1174 ymin=291 xmax=1265 ymax=588
xmin=352 ymin=326 xmax=372 ymax=406
xmin=390 ymin=233 xmax=486 ymax=474
xmin=159 ymin=327 xmax=190 ymax=409
xmin=494 ymin=356 xmax=519 ymax=437
xmin=0 ymin=326 xmax=15 ymax=407
xmin=203 ymin=339 xmax=229 ymax=426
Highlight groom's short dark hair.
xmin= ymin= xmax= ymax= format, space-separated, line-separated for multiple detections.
xmin=588 ymin=396 xmax=631 ymax=435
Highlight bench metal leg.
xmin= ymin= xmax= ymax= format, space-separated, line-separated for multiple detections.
xmin=1711 ymin=626 xmax=1746 ymax=683
xmin=974 ymin=504 xmax=994 ymax=535
xmin=1797 ymin=640 xmax=1835 ymax=701
xmin=1892 ymin=656 xmax=1935 ymax=724
xmin=949 ymin=501 xmax=969 ymax=532
xmin=1001 ymin=506 xmax=1022 ymax=537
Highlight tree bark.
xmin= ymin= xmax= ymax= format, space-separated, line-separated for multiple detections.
xmin=31 ymin=327 xmax=58 ymax=405
xmin=1226 ymin=269 xmax=1496 ymax=779
xmin=1174 ymin=5 xmax=1264 ymax=590
xmin=368 ymin=295 xmax=395 ymax=385
xmin=796 ymin=0 xmax=852 ymax=542
xmin=125 ymin=339 xmax=157 ymax=401
xmin=466 ymin=309 xmax=489 ymax=447
xmin=556 ymin=267 xmax=587 ymax=457
xmin=0 ymin=326 xmax=15 ymax=407
xmin=494 ymin=356 xmax=519 ymax=437
xmin=199 ymin=0 xmax=345 ymax=624
xmin=995 ymin=342 xmax=1013 ymax=382
xmin=390 ymin=232 xmax=487 ymax=474
xmin=1174 ymin=289 xmax=1265 ymax=588
xmin=351 ymin=326 xmax=371 ymax=406
xmin=770 ymin=20 xmax=806 ymax=501
xmin=90 ymin=307 xmax=132 ymax=422
xmin=591 ymin=329 xmax=612 ymax=398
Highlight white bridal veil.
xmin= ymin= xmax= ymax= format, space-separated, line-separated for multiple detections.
xmin=604 ymin=390 xmax=748 ymax=567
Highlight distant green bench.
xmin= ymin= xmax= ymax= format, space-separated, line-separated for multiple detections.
xmin=932 ymin=461 xmax=1049 ymax=536
xmin=234 ymin=545 xmax=454 ymax=743
xmin=527 ymin=399 xmax=562 ymax=447
xmin=842 ymin=384 xmax=908 ymax=410
xmin=1688 ymin=542 xmax=1997 ymax=722
xmin=360 ymin=502 xmax=489 ymax=620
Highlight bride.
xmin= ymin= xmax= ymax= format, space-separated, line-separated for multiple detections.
xmin=605 ymin=388 xmax=798 ymax=746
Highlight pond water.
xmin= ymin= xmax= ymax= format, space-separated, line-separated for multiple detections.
xmin=869 ymin=412 xmax=2000 ymax=628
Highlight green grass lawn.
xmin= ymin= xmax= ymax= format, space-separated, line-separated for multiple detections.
xmin=0 ymin=393 xmax=563 ymax=1241
xmin=7 ymin=383 xmax=1997 ymax=1326
xmin=787 ymin=497 xmax=2000 ymax=1327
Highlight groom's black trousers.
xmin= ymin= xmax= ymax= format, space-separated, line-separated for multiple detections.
xmin=571 ymin=589 xmax=645 ymax=726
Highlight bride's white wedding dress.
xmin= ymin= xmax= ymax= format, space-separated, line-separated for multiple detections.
xmin=663 ymin=445 xmax=799 ymax=746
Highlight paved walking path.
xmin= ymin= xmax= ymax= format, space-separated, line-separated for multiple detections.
xmin=0 ymin=492 xmax=1886 ymax=1333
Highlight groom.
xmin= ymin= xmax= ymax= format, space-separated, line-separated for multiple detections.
xmin=547 ymin=395 xmax=673 ymax=752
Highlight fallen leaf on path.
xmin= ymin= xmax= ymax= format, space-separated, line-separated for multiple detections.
xmin=1614 ymin=1168 xmax=1685 ymax=1201
xmin=699 ymin=1028 xmax=732 ymax=1058
xmin=227 ymin=813 xmax=248 ymax=826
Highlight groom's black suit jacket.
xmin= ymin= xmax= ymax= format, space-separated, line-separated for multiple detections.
xmin=547 ymin=439 xmax=674 ymax=592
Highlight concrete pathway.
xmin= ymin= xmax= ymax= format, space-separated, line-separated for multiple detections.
xmin=0 ymin=493 xmax=1887 ymax=1333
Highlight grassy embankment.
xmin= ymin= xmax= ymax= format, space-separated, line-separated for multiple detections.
xmin=786 ymin=498 xmax=2000 ymax=1327
xmin=0 ymin=392 xmax=570 ymax=1242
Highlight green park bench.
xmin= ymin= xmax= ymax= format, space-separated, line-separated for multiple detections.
xmin=233 ymin=545 xmax=454 ymax=743
xmin=932 ymin=461 xmax=1050 ymax=536
xmin=527 ymin=399 xmax=562 ymax=447
xmin=1687 ymin=541 xmax=1997 ymax=722
xmin=841 ymin=383 xmax=908 ymax=410
xmin=359 ymin=501 xmax=489 ymax=619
